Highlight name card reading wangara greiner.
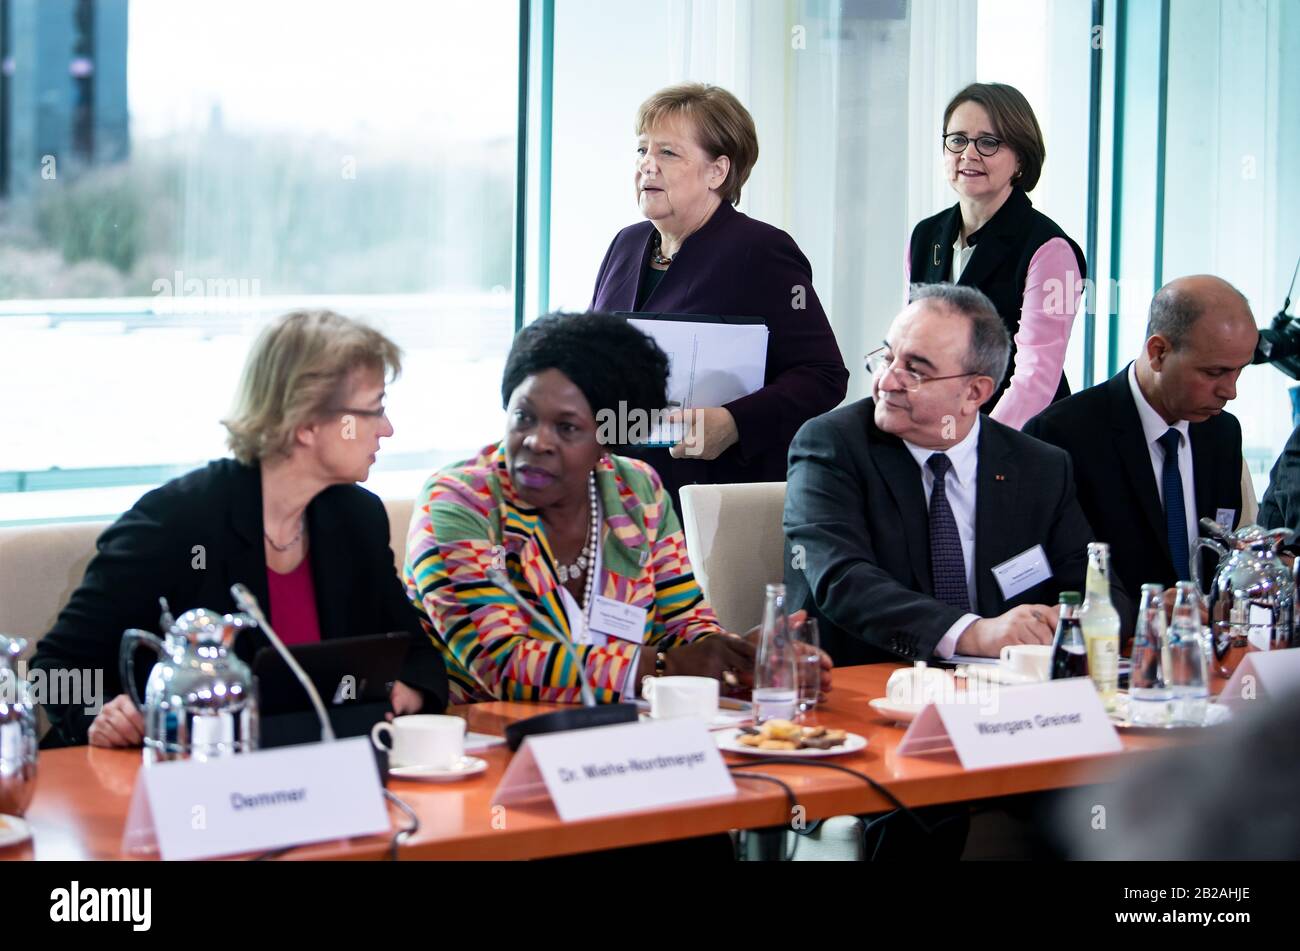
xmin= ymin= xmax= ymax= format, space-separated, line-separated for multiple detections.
xmin=897 ymin=678 xmax=1121 ymax=769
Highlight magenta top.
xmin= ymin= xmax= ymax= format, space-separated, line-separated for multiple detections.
xmin=267 ymin=556 xmax=322 ymax=647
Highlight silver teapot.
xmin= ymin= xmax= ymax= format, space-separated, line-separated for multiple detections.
xmin=1192 ymin=521 xmax=1296 ymax=678
xmin=0 ymin=635 xmax=38 ymax=815
xmin=120 ymin=608 xmax=259 ymax=764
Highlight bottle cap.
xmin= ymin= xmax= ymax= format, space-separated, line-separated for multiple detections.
xmin=1058 ymin=591 xmax=1082 ymax=605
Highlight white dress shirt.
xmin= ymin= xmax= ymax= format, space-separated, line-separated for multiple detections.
xmin=1127 ymin=363 xmax=1198 ymax=558
xmin=901 ymin=416 xmax=982 ymax=658
xmin=951 ymin=236 xmax=976 ymax=283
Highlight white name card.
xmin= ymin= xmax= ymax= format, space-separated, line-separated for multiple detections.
xmin=897 ymin=678 xmax=1121 ymax=769
xmin=1218 ymin=647 xmax=1300 ymax=712
xmin=493 ymin=719 xmax=735 ymax=822
xmin=122 ymin=737 xmax=391 ymax=860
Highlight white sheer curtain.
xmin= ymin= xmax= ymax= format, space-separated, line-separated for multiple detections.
xmin=907 ymin=0 xmax=978 ymax=270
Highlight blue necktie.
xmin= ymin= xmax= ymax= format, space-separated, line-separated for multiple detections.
xmin=927 ymin=453 xmax=970 ymax=611
xmin=1158 ymin=428 xmax=1191 ymax=581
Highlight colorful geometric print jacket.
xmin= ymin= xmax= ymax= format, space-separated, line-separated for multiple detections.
xmin=404 ymin=443 xmax=723 ymax=705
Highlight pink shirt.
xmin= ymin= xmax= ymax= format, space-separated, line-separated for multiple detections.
xmin=267 ymin=556 xmax=322 ymax=646
xmin=904 ymin=236 xmax=1082 ymax=430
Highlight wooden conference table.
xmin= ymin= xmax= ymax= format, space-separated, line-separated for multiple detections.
xmin=6 ymin=663 xmax=1180 ymax=861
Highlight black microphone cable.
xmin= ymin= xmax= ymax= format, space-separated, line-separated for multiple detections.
xmin=726 ymin=757 xmax=934 ymax=836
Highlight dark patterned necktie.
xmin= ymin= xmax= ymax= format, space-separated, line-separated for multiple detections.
xmin=1158 ymin=428 xmax=1191 ymax=581
xmin=927 ymin=453 xmax=970 ymax=611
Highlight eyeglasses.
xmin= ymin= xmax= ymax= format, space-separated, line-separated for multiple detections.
xmin=942 ymin=132 xmax=1005 ymax=157
xmin=331 ymin=406 xmax=388 ymax=420
xmin=865 ymin=348 xmax=980 ymax=393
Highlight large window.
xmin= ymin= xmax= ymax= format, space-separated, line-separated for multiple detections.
xmin=5 ymin=0 xmax=1297 ymax=525
xmin=1097 ymin=0 xmax=1299 ymax=497
xmin=0 ymin=0 xmax=519 ymax=523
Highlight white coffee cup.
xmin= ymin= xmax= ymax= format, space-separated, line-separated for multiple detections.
xmin=641 ymin=675 xmax=719 ymax=721
xmin=370 ymin=714 xmax=466 ymax=769
xmin=886 ymin=662 xmax=949 ymax=706
xmin=999 ymin=643 xmax=1053 ymax=681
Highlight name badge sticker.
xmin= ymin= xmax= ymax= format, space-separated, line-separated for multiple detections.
xmin=588 ymin=596 xmax=648 ymax=644
xmin=1216 ymin=508 xmax=1236 ymax=533
xmin=991 ymin=545 xmax=1052 ymax=601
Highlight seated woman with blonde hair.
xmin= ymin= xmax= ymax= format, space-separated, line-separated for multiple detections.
xmin=32 ymin=310 xmax=448 ymax=747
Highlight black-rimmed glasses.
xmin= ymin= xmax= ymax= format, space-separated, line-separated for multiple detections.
xmin=942 ymin=132 xmax=1004 ymax=157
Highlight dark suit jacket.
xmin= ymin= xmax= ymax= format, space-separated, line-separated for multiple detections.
xmin=1259 ymin=422 xmax=1300 ymax=531
xmin=908 ymin=187 xmax=1085 ymax=411
xmin=32 ymin=459 xmax=448 ymax=747
xmin=1024 ymin=366 xmax=1244 ymax=603
xmin=591 ymin=201 xmax=848 ymax=501
xmin=782 ymin=399 xmax=1113 ymax=666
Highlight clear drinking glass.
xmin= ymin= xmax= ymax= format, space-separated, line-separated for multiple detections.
xmin=1164 ymin=582 xmax=1209 ymax=726
xmin=793 ymin=618 xmax=821 ymax=717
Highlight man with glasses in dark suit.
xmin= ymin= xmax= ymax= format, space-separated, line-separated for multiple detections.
xmin=783 ymin=283 xmax=1113 ymax=860
xmin=783 ymin=283 xmax=1110 ymax=669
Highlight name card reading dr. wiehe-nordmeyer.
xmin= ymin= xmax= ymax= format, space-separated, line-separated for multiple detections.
xmin=897 ymin=677 xmax=1121 ymax=769
xmin=493 ymin=719 xmax=735 ymax=821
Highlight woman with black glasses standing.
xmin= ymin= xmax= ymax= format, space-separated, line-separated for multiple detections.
xmin=907 ymin=82 xmax=1086 ymax=430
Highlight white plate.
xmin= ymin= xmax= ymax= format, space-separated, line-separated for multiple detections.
xmin=715 ymin=728 xmax=868 ymax=758
xmin=638 ymin=711 xmax=753 ymax=730
xmin=868 ymin=697 xmax=925 ymax=723
xmin=389 ymin=756 xmax=489 ymax=783
xmin=0 ymin=814 xmax=33 ymax=849
xmin=1109 ymin=698 xmax=1232 ymax=732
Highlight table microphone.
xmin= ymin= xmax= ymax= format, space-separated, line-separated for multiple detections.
xmin=230 ymin=583 xmax=336 ymax=742
xmin=486 ymin=568 xmax=638 ymax=750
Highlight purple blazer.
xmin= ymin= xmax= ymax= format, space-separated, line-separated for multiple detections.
xmin=590 ymin=201 xmax=848 ymax=498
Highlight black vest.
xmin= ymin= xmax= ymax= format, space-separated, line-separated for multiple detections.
xmin=908 ymin=187 xmax=1086 ymax=412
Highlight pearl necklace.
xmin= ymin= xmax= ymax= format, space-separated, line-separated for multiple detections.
xmin=555 ymin=471 xmax=600 ymax=610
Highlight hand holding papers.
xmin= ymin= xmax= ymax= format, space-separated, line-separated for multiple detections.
xmin=619 ymin=314 xmax=768 ymax=457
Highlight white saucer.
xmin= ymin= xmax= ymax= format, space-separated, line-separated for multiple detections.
xmin=639 ymin=711 xmax=753 ymax=730
xmin=389 ymin=756 xmax=488 ymax=783
xmin=715 ymin=728 xmax=868 ymax=758
xmin=957 ymin=665 xmax=1041 ymax=686
xmin=0 ymin=814 xmax=33 ymax=849
xmin=868 ymin=697 xmax=925 ymax=724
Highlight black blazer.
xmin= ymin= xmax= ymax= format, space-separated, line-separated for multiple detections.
xmin=908 ymin=187 xmax=1085 ymax=410
xmin=591 ymin=201 xmax=848 ymax=502
xmin=782 ymin=399 xmax=1115 ymax=666
xmin=1259 ymin=422 xmax=1300 ymax=531
xmin=1024 ymin=366 xmax=1244 ymax=601
xmin=31 ymin=459 xmax=448 ymax=747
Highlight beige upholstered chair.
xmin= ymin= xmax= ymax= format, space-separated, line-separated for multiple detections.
xmin=679 ymin=481 xmax=865 ymax=859
xmin=678 ymin=482 xmax=788 ymax=635
xmin=0 ymin=521 xmax=107 ymax=647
